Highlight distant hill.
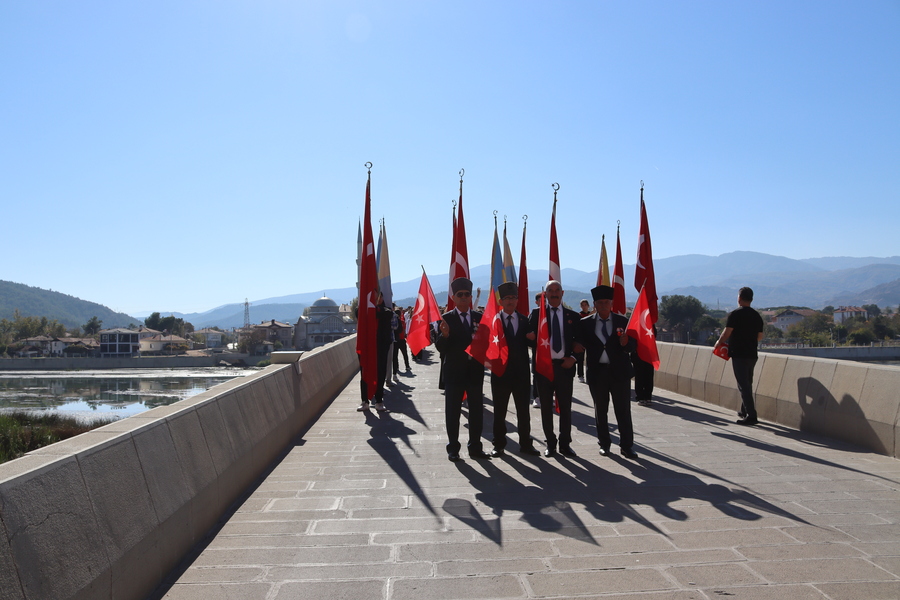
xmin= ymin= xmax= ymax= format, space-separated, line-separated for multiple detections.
xmin=0 ymin=281 xmax=139 ymax=329
xmin=6 ymin=254 xmax=899 ymax=330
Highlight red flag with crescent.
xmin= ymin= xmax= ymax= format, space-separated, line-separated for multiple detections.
xmin=407 ymin=271 xmax=441 ymax=356
xmin=634 ymin=188 xmax=658 ymax=323
xmin=356 ymin=175 xmax=379 ymax=399
xmin=626 ymin=285 xmax=660 ymax=370
xmin=467 ymin=290 xmax=508 ymax=376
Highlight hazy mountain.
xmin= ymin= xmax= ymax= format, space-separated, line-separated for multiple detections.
xmin=0 ymin=281 xmax=140 ymax=329
xmin=801 ymin=256 xmax=900 ymax=271
xmin=826 ymin=278 xmax=900 ymax=308
xmin=6 ymin=254 xmax=899 ymax=331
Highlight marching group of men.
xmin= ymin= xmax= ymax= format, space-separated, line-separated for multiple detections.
xmin=436 ymin=277 xmax=641 ymax=462
xmin=359 ymin=279 xmax=766 ymax=464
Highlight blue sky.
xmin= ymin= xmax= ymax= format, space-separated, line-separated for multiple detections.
xmin=3 ymin=1 xmax=898 ymax=315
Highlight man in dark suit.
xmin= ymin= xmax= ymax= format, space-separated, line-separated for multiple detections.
xmin=528 ymin=280 xmax=581 ymax=457
xmin=435 ymin=277 xmax=491 ymax=461
xmin=578 ymin=285 xmax=639 ymax=459
xmin=490 ymin=282 xmax=540 ymax=457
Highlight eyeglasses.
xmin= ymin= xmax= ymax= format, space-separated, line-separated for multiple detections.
xmin=501 ymin=296 xmax=517 ymax=300
xmin=455 ymin=291 xmax=471 ymax=297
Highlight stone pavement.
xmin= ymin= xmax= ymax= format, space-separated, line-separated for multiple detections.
xmin=155 ymin=349 xmax=900 ymax=600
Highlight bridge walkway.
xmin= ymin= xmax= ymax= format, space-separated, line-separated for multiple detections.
xmin=154 ymin=348 xmax=900 ymax=600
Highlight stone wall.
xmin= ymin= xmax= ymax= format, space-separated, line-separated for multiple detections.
xmin=0 ymin=336 xmax=359 ymax=600
xmin=656 ymin=341 xmax=900 ymax=458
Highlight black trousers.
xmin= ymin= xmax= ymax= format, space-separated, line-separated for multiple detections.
xmin=536 ymin=360 xmax=575 ymax=450
xmin=491 ymin=371 xmax=533 ymax=450
xmin=732 ymin=357 xmax=758 ymax=420
xmin=588 ymin=365 xmax=634 ymax=450
xmin=444 ymin=362 xmax=485 ymax=455
xmin=633 ymin=357 xmax=655 ymax=401
xmin=393 ymin=340 xmax=410 ymax=372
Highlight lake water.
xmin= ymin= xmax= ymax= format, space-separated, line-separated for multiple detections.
xmin=0 ymin=367 xmax=260 ymax=422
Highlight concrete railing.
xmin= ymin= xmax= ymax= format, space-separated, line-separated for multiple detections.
xmin=655 ymin=341 xmax=900 ymax=458
xmin=0 ymin=336 xmax=359 ymax=600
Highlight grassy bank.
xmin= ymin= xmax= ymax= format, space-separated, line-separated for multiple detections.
xmin=0 ymin=411 xmax=117 ymax=464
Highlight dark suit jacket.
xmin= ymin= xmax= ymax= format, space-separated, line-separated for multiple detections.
xmin=492 ymin=310 xmax=532 ymax=380
xmin=435 ymin=309 xmax=484 ymax=381
xmin=529 ymin=304 xmax=580 ymax=358
xmin=577 ymin=312 xmax=636 ymax=381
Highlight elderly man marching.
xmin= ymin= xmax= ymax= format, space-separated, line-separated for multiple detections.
xmin=527 ymin=280 xmax=581 ymax=457
xmin=578 ymin=285 xmax=639 ymax=459
xmin=490 ymin=282 xmax=541 ymax=457
xmin=435 ymin=277 xmax=491 ymax=462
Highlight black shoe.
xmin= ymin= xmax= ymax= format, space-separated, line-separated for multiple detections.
xmin=560 ymin=447 xmax=577 ymax=457
xmin=621 ymin=448 xmax=638 ymax=459
xmin=468 ymin=450 xmax=492 ymax=460
xmin=543 ymin=448 xmax=556 ymax=457
xmin=448 ymin=453 xmax=460 ymax=462
xmin=490 ymin=448 xmax=504 ymax=458
xmin=736 ymin=417 xmax=758 ymax=426
xmin=598 ymin=447 xmax=610 ymax=457
xmin=520 ymin=446 xmax=541 ymax=456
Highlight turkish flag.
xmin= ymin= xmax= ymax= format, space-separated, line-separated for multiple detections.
xmin=407 ymin=271 xmax=442 ymax=356
xmin=356 ymin=175 xmax=379 ymax=399
xmin=626 ymin=285 xmax=660 ymax=370
xmin=634 ymin=189 xmax=658 ymax=323
xmin=448 ymin=178 xmax=470 ymax=310
xmin=534 ymin=292 xmax=554 ymax=381
xmin=549 ymin=199 xmax=561 ymax=283
xmin=516 ymin=221 xmax=530 ymax=317
xmin=467 ymin=290 xmax=507 ymax=376
xmin=612 ymin=228 xmax=627 ymax=315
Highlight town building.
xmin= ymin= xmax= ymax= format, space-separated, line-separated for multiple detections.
xmin=294 ymin=296 xmax=357 ymax=350
xmin=99 ymin=328 xmax=140 ymax=357
xmin=140 ymin=334 xmax=191 ymax=355
xmin=833 ymin=306 xmax=868 ymax=324
xmin=193 ymin=328 xmax=225 ymax=348
xmin=771 ymin=309 xmax=821 ymax=332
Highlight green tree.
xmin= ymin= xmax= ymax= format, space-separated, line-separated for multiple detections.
xmin=821 ymin=305 xmax=835 ymax=315
xmin=83 ymin=316 xmax=103 ymax=336
xmin=659 ymin=295 xmax=707 ymax=342
xmin=862 ymin=304 xmax=881 ymax=317
xmin=787 ymin=312 xmax=833 ymax=345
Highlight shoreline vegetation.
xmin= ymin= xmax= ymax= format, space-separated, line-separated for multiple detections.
xmin=0 ymin=411 xmax=118 ymax=464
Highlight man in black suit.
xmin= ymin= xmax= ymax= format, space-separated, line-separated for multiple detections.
xmin=490 ymin=282 xmax=540 ymax=457
xmin=578 ymin=285 xmax=639 ymax=459
xmin=528 ymin=280 xmax=581 ymax=457
xmin=435 ymin=277 xmax=491 ymax=461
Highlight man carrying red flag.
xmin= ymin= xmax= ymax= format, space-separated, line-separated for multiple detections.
xmin=407 ymin=270 xmax=442 ymax=357
xmin=528 ymin=280 xmax=580 ymax=457
xmin=436 ymin=277 xmax=490 ymax=462
xmin=578 ymin=285 xmax=639 ymax=460
xmin=488 ymin=282 xmax=540 ymax=457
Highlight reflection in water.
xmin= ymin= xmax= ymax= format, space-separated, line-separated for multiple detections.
xmin=0 ymin=367 xmax=259 ymax=421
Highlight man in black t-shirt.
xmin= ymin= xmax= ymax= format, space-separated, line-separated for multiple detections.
xmin=714 ymin=287 xmax=765 ymax=426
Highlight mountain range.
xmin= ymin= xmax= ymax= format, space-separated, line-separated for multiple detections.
xmin=4 ymin=252 xmax=899 ymax=331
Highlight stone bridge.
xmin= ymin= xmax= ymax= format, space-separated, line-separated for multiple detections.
xmin=1 ymin=337 xmax=898 ymax=600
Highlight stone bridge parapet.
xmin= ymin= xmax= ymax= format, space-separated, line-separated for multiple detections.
xmin=0 ymin=336 xmax=359 ymax=600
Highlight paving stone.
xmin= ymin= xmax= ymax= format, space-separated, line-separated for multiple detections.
xmin=526 ymin=568 xmax=675 ymax=596
xmin=274 ymin=579 xmax=384 ymax=600
xmin=391 ymin=574 xmax=524 ymax=600
xmin=667 ymin=562 xmax=763 ymax=587
xmin=698 ymin=584 xmax=829 ymax=599
xmin=152 ymin=353 xmax=900 ymax=599
xmin=161 ymin=582 xmax=271 ymax=599
xmin=749 ymin=557 xmax=897 ymax=583
xmin=815 ymin=581 xmax=900 ymax=599
xmin=266 ymin=562 xmax=432 ymax=581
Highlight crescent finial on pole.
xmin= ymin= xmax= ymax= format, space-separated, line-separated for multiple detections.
xmin=552 ymin=182 xmax=559 ymax=204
